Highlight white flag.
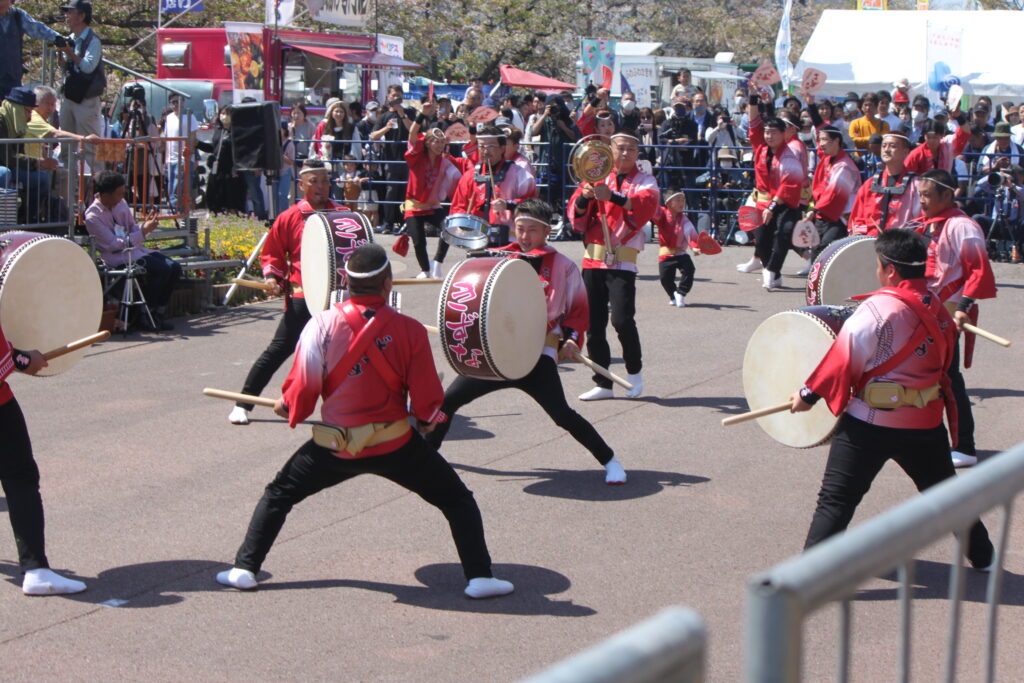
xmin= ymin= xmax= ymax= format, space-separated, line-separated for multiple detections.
xmin=774 ymin=0 xmax=794 ymax=91
xmin=265 ymin=0 xmax=294 ymax=27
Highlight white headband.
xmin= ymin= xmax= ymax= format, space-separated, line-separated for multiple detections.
xmin=610 ymin=132 xmax=639 ymax=142
xmin=299 ymin=165 xmax=328 ymax=176
xmin=884 ymin=256 xmax=927 ymax=266
xmin=344 ymin=259 xmax=390 ymax=279
xmin=514 ymin=216 xmax=550 ymax=229
xmin=475 ymin=134 xmax=503 ymax=141
xmin=882 ymin=132 xmax=911 ymax=144
xmin=922 ymin=177 xmax=958 ymax=193
xmin=664 ymin=191 xmax=686 ymax=204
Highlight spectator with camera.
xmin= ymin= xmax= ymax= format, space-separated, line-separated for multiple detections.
xmin=118 ymin=84 xmax=161 ymax=209
xmin=369 ymin=84 xmax=416 ymax=233
xmin=971 ymin=165 xmax=1023 ymax=257
xmin=978 ymin=122 xmax=1023 ymax=175
xmin=58 ymin=0 xmax=104 ymax=176
xmin=0 ymin=0 xmax=62 ymax=102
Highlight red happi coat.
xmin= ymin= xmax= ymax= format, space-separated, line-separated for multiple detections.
xmin=261 ymin=198 xmax=343 ymax=300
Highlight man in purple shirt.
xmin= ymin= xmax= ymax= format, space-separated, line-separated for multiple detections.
xmin=84 ymin=170 xmax=181 ymax=331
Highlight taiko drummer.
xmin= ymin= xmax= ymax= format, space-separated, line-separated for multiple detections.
xmin=217 ymin=244 xmax=514 ymax=598
xmin=229 ymin=159 xmax=344 ymax=425
xmin=788 ymin=230 xmax=994 ymax=570
xmin=426 ymin=199 xmax=627 ymax=485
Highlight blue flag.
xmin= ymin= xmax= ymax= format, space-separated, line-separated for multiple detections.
xmin=161 ymin=0 xmax=204 ymax=13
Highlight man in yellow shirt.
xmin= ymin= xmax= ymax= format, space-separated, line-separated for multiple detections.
xmin=24 ymin=85 xmax=98 ymax=202
xmin=848 ymin=93 xmax=889 ymax=151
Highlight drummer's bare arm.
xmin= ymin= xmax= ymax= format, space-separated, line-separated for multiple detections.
xmin=789 ymin=391 xmax=812 ymax=413
xmin=12 ymin=348 xmax=47 ymax=376
xmin=263 ymin=276 xmax=283 ymax=297
xmin=558 ymin=338 xmax=580 ymax=363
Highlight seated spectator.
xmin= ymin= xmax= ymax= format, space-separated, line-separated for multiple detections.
xmin=0 ymin=87 xmax=55 ymax=222
xmin=84 ymin=170 xmax=182 ymax=331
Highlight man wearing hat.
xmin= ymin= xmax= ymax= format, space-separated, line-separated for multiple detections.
xmin=58 ymin=0 xmax=104 ymax=175
xmin=216 ymin=242 xmax=515 ymax=599
xmin=0 ymin=0 xmax=61 ymax=102
xmin=0 ymin=86 xmax=56 ymax=222
xmin=979 ymin=122 xmax=1023 ymax=174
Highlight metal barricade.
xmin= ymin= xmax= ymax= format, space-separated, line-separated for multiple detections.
xmin=521 ymin=607 xmax=707 ymax=683
xmin=742 ymin=441 xmax=1023 ymax=683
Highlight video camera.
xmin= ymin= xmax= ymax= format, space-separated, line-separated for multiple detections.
xmin=53 ymin=35 xmax=68 ymax=49
xmin=126 ymin=84 xmax=147 ymax=105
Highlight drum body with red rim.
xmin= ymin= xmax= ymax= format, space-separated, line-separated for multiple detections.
xmin=437 ymin=257 xmax=546 ymax=381
xmin=742 ymin=305 xmax=855 ymax=448
xmin=301 ymin=211 xmax=374 ymax=315
xmin=805 ymin=235 xmax=877 ymax=306
xmin=0 ymin=231 xmax=102 ymax=376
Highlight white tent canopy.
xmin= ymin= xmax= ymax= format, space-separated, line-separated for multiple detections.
xmin=796 ymin=10 xmax=1024 ymax=102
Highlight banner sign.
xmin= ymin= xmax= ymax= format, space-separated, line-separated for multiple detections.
xmin=580 ymin=39 xmax=616 ymax=91
xmin=925 ymin=21 xmax=964 ymax=103
xmin=160 ymin=0 xmax=203 ymax=13
xmin=308 ymin=0 xmax=369 ymax=28
xmin=225 ymin=22 xmax=265 ymax=103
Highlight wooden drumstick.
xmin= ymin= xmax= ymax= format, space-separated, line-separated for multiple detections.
xmin=42 ymin=331 xmax=110 ymax=361
xmin=962 ymin=323 xmax=1011 ymax=348
xmin=572 ymin=352 xmax=633 ymax=391
xmin=424 ymin=325 xmax=440 ymax=335
xmin=721 ymin=402 xmax=792 ymax=427
xmin=232 ymin=277 xmax=275 ymax=291
xmin=392 ymin=278 xmax=444 ymax=285
xmin=202 ymin=387 xmax=277 ymax=408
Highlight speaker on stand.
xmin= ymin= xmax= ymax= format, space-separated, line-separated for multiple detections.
xmin=230 ymin=100 xmax=283 ymax=220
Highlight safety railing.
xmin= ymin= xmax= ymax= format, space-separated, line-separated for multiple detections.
xmin=742 ymin=441 xmax=1024 ymax=683
xmin=520 ymin=607 xmax=707 ymax=683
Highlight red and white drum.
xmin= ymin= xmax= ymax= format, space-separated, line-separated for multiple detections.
xmin=742 ymin=305 xmax=855 ymax=448
xmin=301 ymin=211 xmax=374 ymax=315
xmin=0 ymin=231 xmax=102 ymax=376
xmin=437 ymin=257 xmax=546 ymax=381
xmin=805 ymin=235 xmax=877 ymax=306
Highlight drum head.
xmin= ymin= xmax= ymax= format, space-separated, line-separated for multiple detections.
xmin=301 ymin=214 xmax=334 ymax=315
xmin=0 ymin=236 xmax=102 ymax=376
xmin=483 ymin=259 xmax=546 ymax=379
xmin=742 ymin=307 xmax=849 ymax=448
xmin=806 ymin=235 xmax=877 ymax=306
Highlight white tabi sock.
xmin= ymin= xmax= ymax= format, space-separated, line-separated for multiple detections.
xmin=416 ymin=271 xmax=431 ymax=279
xmin=429 ymin=260 xmax=443 ymax=279
xmin=625 ymin=373 xmax=643 ymax=398
xmin=465 ymin=577 xmax=514 ymax=599
xmin=673 ymin=292 xmax=686 ymax=307
xmin=22 ymin=568 xmax=86 ymax=596
xmin=216 ymin=567 xmax=258 ymax=590
xmin=604 ymin=457 xmax=627 ymax=485
xmin=228 ymin=406 xmax=250 ymax=425
xmin=736 ymin=256 xmax=761 ymax=273
xmin=578 ymin=386 xmax=614 ymax=401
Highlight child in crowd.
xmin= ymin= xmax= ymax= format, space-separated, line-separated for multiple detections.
xmin=653 ymin=189 xmax=699 ymax=307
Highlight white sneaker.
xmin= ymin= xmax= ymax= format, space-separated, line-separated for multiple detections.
xmin=22 ymin=568 xmax=86 ymax=596
xmin=737 ymin=257 xmax=761 ymax=273
xmin=667 ymin=298 xmax=676 ymax=306
xmin=772 ymin=274 xmax=783 ymax=290
xmin=762 ymin=270 xmax=774 ymax=290
xmin=464 ymin=577 xmax=514 ymax=599
xmin=604 ymin=457 xmax=627 ymax=485
xmin=228 ymin=406 xmax=250 ymax=425
xmin=429 ymin=260 xmax=442 ymax=279
xmin=579 ymin=386 xmax=614 ymax=401
xmin=416 ymin=271 xmax=430 ymax=280
xmin=216 ymin=567 xmax=258 ymax=590
xmin=673 ymin=292 xmax=686 ymax=307
xmin=952 ymin=451 xmax=978 ymax=468
xmin=625 ymin=373 xmax=643 ymax=398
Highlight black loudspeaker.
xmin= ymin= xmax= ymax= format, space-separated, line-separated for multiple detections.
xmin=230 ymin=101 xmax=282 ymax=173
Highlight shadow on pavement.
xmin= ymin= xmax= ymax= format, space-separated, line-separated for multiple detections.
xmin=858 ymin=559 xmax=1024 ymax=605
xmin=969 ymin=387 xmax=1024 ymax=401
xmin=635 ymin=394 xmax=748 ymax=414
xmin=260 ymin=563 xmax=596 ymax=617
xmin=682 ymin=302 xmax=755 ymax=311
xmin=452 ymin=463 xmax=709 ymax=501
xmin=441 ymin=414 xmax=497 ymax=442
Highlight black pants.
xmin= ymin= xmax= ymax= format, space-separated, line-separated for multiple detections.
xmin=237 ymin=297 xmax=311 ymax=410
xmin=404 ymin=209 xmax=450 ymax=272
xmin=426 ymin=355 xmax=614 ymax=465
xmin=0 ymin=399 xmax=48 ymax=573
xmin=582 ymin=269 xmax=642 ymax=388
xmin=948 ymin=338 xmax=975 ymax=456
xmin=753 ymin=206 xmax=801 ymax=274
xmin=380 ymin=167 xmax=408 ymax=228
xmin=810 ymin=217 xmax=848 ymax=263
xmin=658 ymin=254 xmax=695 ymax=299
xmin=232 ymin=433 xmax=493 ymax=579
xmin=137 ymin=252 xmax=183 ymax=311
xmin=804 ymin=414 xmax=993 ymax=568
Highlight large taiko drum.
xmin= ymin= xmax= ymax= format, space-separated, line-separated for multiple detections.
xmin=301 ymin=211 xmax=374 ymax=315
xmin=805 ymin=235 xmax=877 ymax=306
xmin=742 ymin=305 xmax=855 ymax=448
xmin=437 ymin=257 xmax=546 ymax=381
xmin=0 ymin=231 xmax=102 ymax=376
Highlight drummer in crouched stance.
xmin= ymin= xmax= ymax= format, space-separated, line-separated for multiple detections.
xmin=229 ymin=159 xmax=343 ymax=425
xmin=426 ymin=199 xmax=627 ymax=485
xmin=217 ymin=244 xmax=514 ymax=598
xmin=789 ymin=230 xmax=993 ymax=569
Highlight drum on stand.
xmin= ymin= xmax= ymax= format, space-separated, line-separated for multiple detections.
xmin=301 ymin=211 xmax=374 ymax=315
xmin=0 ymin=231 xmax=102 ymax=376
xmin=437 ymin=257 xmax=546 ymax=381
xmin=742 ymin=305 xmax=855 ymax=448
xmin=805 ymin=235 xmax=877 ymax=306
